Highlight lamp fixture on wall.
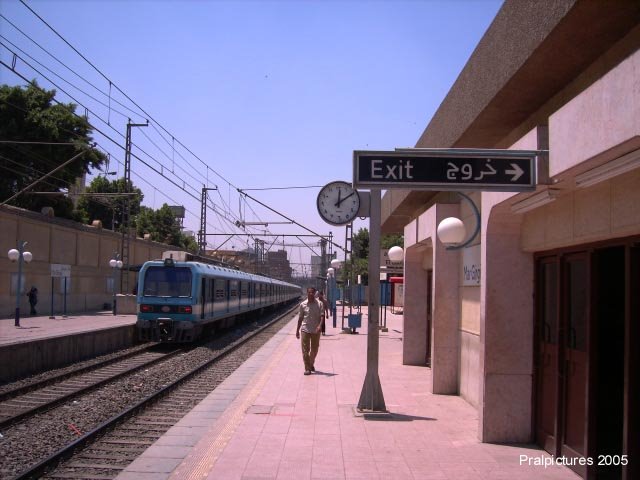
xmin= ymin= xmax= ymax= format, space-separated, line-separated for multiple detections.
xmin=510 ymin=189 xmax=560 ymax=214
xmin=436 ymin=192 xmax=481 ymax=250
xmin=574 ymin=148 xmax=640 ymax=188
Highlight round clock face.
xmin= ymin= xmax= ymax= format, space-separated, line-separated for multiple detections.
xmin=317 ymin=181 xmax=361 ymax=226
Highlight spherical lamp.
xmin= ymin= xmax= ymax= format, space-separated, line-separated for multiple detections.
xmin=387 ymin=246 xmax=404 ymax=262
xmin=22 ymin=251 xmax=33 ymax=263
xmin=8 ymin=249 xmax=19 ymax=262
xmin=437 ymin=217 xmax=466 ymax=246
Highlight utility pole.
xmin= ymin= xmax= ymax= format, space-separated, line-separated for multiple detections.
xmin=254 ymin=239 xmax=265 ymax=275
xmin=319 ymin=237 xmax=327 ymax=291
xmin=121 ymin=119 xmax=147 ymax=294
xmin=342 ymin=222 xmax=354 ymax=329
xmin=198 ymin=186 xmax=218 ymax=255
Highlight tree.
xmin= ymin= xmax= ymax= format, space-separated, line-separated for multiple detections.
xmin=75 ymin=176 xmax=143 ymax=230
xmin=135 ymin=204 xmax=197 ymax=252
xmin=381 ymin=233 xmax=404 ymax=250
xmin=347 ymin=229 xmax=404 ymax=285
xmin=352 ymin=228 xmax=369 ymax=259
xmin=350 ymin=228 xmax=370 ymax=285
xmin=0 ymin=82 xmax=106 ymax=216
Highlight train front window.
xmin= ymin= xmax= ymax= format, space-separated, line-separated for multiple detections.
xmin=143 ymin=266 xmax=192 ymax=297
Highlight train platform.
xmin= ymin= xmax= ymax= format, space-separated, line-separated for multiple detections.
xmin=116 ymin=307 xmax=577 ymax=480
xmin=0 ymin=312 xmax=137 ymax=383
xmin=0 ymin=311 xmax=136 ymax=347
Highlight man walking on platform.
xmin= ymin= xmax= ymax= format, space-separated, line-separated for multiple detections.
xmin=296 ymin=287 xmax=324 ymax=375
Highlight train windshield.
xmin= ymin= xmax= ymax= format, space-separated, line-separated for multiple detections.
xmin=142 ymin=266 xmax=192 ymax=297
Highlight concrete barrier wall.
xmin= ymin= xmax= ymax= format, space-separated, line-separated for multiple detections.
xmin=0 ymin=325 xmax=137 ymax=383
xmin=0 ymin=205 xmax=176 ymax=318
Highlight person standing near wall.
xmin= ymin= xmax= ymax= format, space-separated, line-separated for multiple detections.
xmin=27 ymin=286 xmax=38 ymax=315
xmin=296 ymin=287 xmax=325 ymax=375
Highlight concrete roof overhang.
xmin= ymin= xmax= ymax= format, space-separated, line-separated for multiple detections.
xmin=381 ymin=0 xmax=640 ymax=234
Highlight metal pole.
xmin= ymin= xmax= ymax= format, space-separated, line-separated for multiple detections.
xmin=49 ymin=276 xmax=55 ymax=319
xmin=63 ymin=277 xmax=67 ymax=317
xmin=14 ymin=241 xmax=25 ymax=327
xmin=111 ymin=252 xmax=120 ymax=315
xmin=357 ymin=188 xmax=386 ymax=412
xmin=112 ymin=266 xmax=117 ymax=315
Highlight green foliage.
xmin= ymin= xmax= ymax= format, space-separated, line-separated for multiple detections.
xmin=0 ymin=82 xmax=105 ymax=216
xmin=75 ymin=176 xmax=143 ymax=230
xmin=381 ymin=233 xmax=404 ymax=250
xmin=135 ymin=204 xmax=197 ymax=252
xmin=344 ymin=228 xmax=403 ymax=285
xmin=352 ymin=228 xmax=369 ymax=259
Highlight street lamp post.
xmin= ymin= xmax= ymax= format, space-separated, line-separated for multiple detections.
xmin=8 ymin=241 xmax=33 ymax=327
xmin=109 ymin=253 xmax=123 ymax=315
xmin=330 ymin=258 xmax=342 ymax=326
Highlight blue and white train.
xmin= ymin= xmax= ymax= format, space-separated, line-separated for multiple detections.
xmin=136 ymin=252 xmax=301 ymax=343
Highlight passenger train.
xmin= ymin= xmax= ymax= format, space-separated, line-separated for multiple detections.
xmin=136 ymin=251 xmax=301 ymax=343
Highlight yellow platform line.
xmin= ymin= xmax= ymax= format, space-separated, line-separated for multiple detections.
xmin=170 ymin=324 xmax=294 ymax=480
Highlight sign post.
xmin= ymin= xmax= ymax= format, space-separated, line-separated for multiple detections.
xmin=352 ymin=148 xmax=543 ymax=413
xmin=50 ymin=264 xmax=70 ymax=319
xmin=357 ymin=188 xmax=386 ymax=412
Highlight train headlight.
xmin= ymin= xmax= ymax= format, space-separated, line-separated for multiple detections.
xmin=179 ymin=306 xmax=192 ymax=314
xmin=140 ymin=304 xmax=153 ymax=313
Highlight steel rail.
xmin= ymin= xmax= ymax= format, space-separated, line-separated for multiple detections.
xmin=0 ymin=347 xmax=182 ymax=431
xmin=12 ymin=302 xmax=299 ymax=480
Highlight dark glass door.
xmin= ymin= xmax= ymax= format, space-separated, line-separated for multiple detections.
xmin=536 ymin=259 xmax=559 ymax=452
xmin=560 ymin=254 xmax=589 ymax=476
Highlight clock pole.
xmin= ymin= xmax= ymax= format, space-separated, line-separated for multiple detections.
xmin=357 ymin=188 xmax=386 ymax=412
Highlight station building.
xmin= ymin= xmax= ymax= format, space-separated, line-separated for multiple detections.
xmin=381 ymin=1 xmax=640 ymax=478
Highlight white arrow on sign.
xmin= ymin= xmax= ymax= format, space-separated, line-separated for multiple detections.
xmin=505 ymin=163 xmax=524 ymax=181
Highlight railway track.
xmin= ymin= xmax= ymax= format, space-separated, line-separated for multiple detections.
xmin=0 ymin=346 xmax=181 ymax=431
xmin=1 ymin=305 xmax=297 ymax=480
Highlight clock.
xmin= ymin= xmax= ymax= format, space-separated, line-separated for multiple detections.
xmin=317 ymin=181 xmax=361 ymax=226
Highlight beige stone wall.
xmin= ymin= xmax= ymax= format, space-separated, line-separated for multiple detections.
xmin=1 ymin=207 xmax=176 ymax=317
xmin=521 ymin=168 xmax=640 ymax=251
xmin=459 ymin=331 xmax=480 ymax=408
xmin=549 ymin=48 xmax=640 ymax=177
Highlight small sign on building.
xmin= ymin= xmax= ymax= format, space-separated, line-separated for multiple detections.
xmin=50 ymin=263 xmax=71 ymax=278
xmin=462 ymin=245 xmax=481 ymax=286
xmin=380 ymin=249 xmax=403 ymax=274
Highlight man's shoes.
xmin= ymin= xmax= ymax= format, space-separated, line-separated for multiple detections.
xmin=310 ymin=366 xmax=315 ymax=372
xmin=304 ymin=370 xmax=311 ymax=375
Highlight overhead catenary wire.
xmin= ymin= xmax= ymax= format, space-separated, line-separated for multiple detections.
xmin=3 ymin=6 xmax=334 ymax=257
xmin=0 ymin=47 xmax=242 ymax=230
xmin=0 ymin=15 xmax=145 ymax=122
xmin=0 ymin=36 xmax=139 ymax=122
xmin=0 ymin=26 xmax=243 ymax=222
xmin=14 ymin=1 xmax=239 ymax=192
xmin=1 ymin=69 xmax=259 ymax=246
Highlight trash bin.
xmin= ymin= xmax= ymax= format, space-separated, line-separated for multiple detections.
xmin=347 ymin=313 xmax=362 ymax=329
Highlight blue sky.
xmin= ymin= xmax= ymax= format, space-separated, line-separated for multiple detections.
xmin=1 ymin=0 xmax=503 ymax=275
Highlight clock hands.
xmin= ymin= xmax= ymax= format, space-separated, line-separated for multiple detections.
xmin=335 ymin=191 xmax=355 ymax=207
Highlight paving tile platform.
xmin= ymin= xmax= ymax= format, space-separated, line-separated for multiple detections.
xmin=115 ymin=307 xmax=578 ymax=480
xmin=0 ymin=311 xmax=136 ymax=347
